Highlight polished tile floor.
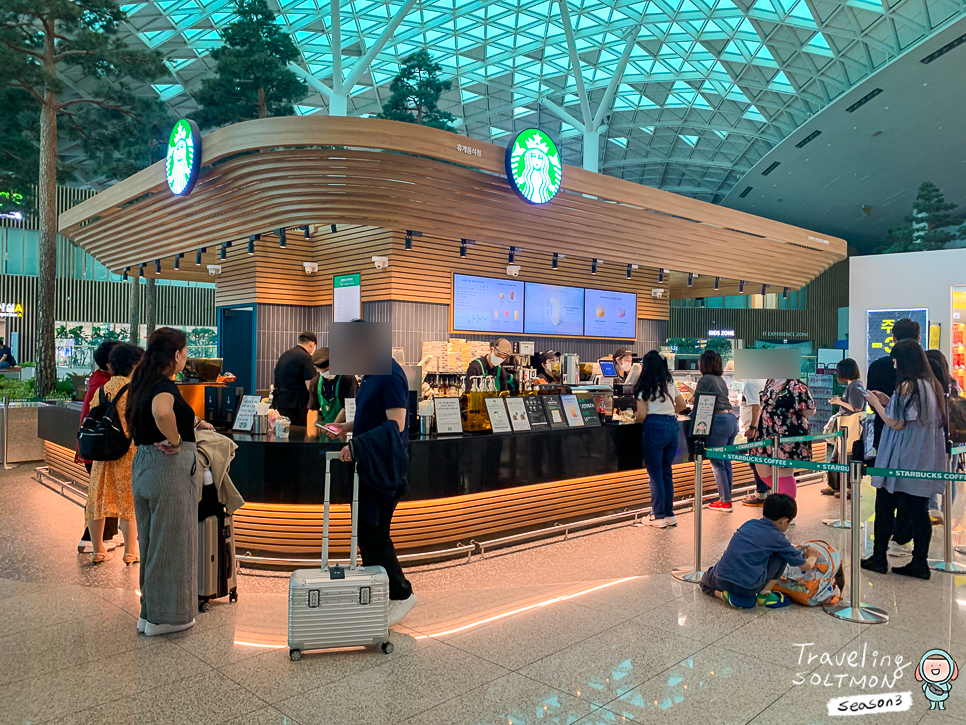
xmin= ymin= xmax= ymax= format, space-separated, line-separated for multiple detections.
xmin=3 ymin=464 xmax=965 ymax=725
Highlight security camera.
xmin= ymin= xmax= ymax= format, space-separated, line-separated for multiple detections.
xmin=506 ymin=264 xmax=521 ymax=277
xmin=303 ymin=262 xmax=318 ymax=274
xmin=372 ymin=256 xmax=389 ymax=270
xmin=207 ymin=264 xmax=222 ymax=276
xmin=651 ymin=289 xmax=664 ymax=298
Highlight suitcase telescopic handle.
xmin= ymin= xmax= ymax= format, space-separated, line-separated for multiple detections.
xmin=321 ymin=451 xmax=360 ymax=572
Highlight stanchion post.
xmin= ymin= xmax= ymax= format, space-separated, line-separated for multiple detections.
xmin=824 ymin=425 xmax=850 ymax=529
xmin=825 ymin=458 xmax=889 ymax=624
xmin=929 ymin=443 xmax=966 ymax=573
xmin=672 ymin=440 xmax=705 ymax=584
xmin=2 ymin=396 xmax=7 ymax=469
xmin=770 ymin=435 xmax=780 ymax=495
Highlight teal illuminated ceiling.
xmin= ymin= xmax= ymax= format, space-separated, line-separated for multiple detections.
xmin=114 ymin=0 xmax=966 ymax=202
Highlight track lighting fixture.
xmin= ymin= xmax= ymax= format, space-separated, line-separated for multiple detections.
xmin=195 ymin=247 xmax=206 ymax=266
xmin=552 ymin=252 xmax=559 ymax=270
xmin=277 ymin=228 xmax=286 ymax=249
xmin=626 ymin=264 xmax=633 ymax=279
xmin=687 ymin=273 xmax=693 ymax=287
xmin=783 ymin=287 xmax=789 ymax=300
xmin=331 ymin=224 xmax=337 ymax=234
xmin=174 ymin=254 xmax=181 ymax=271
xmin=761 ymin=284 xmax=768 ymax=296
xmin=248 ymin=234 xmax=259 ymax=255
xmin=155 ymin=259 xmax=161 ymax=275
xmin=302 ymin=225 xmax=310 ymax=239
xmin=459 ymin=240 xmax=467 ymax=258
xmin=658 ymin=269 xmax=664 ymax=283
xmin=138 ymin=264 xmax=144 ymax=278
xmin=739 ymin=280 xmax=745 ymax=293
xmin=122 ymin=268 xmax=129 ymax=281
xmin=508 ymin=247 xmax=515 ymax=264
xmin=220 ymin=243 xmax=227 ymax=261
xmin=591 ymin=259 xmax=598 ymax=275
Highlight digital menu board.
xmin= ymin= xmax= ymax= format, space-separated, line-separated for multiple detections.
xmin=584 ymin=288 xmax=636 ymax=339
xmin=452 ymin=274 xmax=524 ymax=334
xmin=524 ymin=282 xmax=584 ymax=336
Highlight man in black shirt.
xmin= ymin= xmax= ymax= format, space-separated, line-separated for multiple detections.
xmin=0 ymin=337 xmax=16 ymax=368
xmin=272 ymin=331 xmax=317 ymax=426
xmin=465 ymin=337 xmax=513 ymax=391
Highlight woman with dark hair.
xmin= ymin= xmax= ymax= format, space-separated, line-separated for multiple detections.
xmin=76 ymin=339 xmax=124 ymax=554
xmin=694 ymin=350 xmax=739 ymax=512
xmin=86 ymin=343 xmax=145 ymax=564
xmin=635 ymin=351 xmax=687 ymax=528
xmin=755 ymin=378 xmax=816 ymax=501
xmin=128 ymin=327 xmax=213 ymax=635
xmin=829 ymin=358 xmax=865 ymax=414
xmin=862 ymin=339 xmax=946 ymax=579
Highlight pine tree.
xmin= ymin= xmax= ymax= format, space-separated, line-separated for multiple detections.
xmin=191 ymin=0 xmax=307 ymax=129
xmin=0 ymin=0 xmax=168 ymax=396
xmin=881 ymin=182 xmax=965 ymax=253
xmin=377 ymin=50 xmax=456 ymax=130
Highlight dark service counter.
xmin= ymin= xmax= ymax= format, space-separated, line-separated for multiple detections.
xmin=37 ymin=405 xmax=817 ymax=561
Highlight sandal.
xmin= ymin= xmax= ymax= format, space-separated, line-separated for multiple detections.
xmin=123 ymin=553 xmax=140 ymax=565
xmin=92 ymin=552 xmax=113 ymax=564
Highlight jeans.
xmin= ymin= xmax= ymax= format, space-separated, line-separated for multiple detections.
xmin=0 ymin=361 xmax=11 ymax=369
xmin=751 ymin=461 xmax=770 ymax=495
xmin=706 ymin=412 xmax=738 ymax=503
xmin=641 ymin=415 xmax=680 ymax=519
xmin=700 ymin=552 xmax=786 ymax=598
xmin=872 ymin=487 xmax=931 ymax=566
xmin=358 ymin=496 xmax=413 ymax=601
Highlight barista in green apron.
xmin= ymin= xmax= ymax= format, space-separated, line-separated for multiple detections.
xmin=307 ymin=347 xmax=358 ymax=427
xmin=464 ymin=338 xmax=514 ymax=392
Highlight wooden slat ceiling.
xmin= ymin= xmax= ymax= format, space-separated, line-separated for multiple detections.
xmin=60 ymin=117 xmax=846 ymax=290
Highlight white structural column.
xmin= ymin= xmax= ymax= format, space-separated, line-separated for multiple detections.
xmin=545 ymin=0 xmax=641 ymax=172
xmin=288 ymin=0 xmax=419 ymax=117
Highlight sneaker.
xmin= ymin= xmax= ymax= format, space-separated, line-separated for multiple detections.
xmin=892 ymin=562 xmax=931 ymax=580
xmin=144 ymin=619 xmax=196 ymax=636
xmin=137 ymin=618 xmax=146 ymax=633
xmin=860 ymin=557 xmax=888 ymax=574
xmin=742 ymin=494 xmax=766 ymax=507
xmin=757 ymin=591 xmax=792 ymax=609
xmin=709 ymin=501 xmax=733 ymax=512
xmin=77 ymin=539 xmax=117 ymax=554
xmin=721 ymin=591 xmax=756 ymax=609
xmin=888 ymin=541 xmax=913 ymax=557
xmin=387 ymin=593 xmax=418 ymax=627
xmin=665 ymin=515 xmax=678 ymax=527
xmin=820 ymin=487 xmax=836 ymax=496
xmin=647 ymin=515 xmax=667 ymax=529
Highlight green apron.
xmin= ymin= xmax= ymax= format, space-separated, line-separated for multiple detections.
xmin=472 ymin=358 xmax=504 ymax=391
xmin=316 ymin=375 xmax=345 ymax=425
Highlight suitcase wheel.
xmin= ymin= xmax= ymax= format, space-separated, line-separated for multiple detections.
xmin=381 ymin=642 xmax=394 ymax=655
xmin=289 ymin=649 xmax=302 ymax=661
xmin=198 ymin=600 xmax=210 ymax=613
xmin=229 ymin=590 xmax=238 ymax=603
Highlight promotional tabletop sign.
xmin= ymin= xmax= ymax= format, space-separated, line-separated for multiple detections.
xmin=434 ymin=397 xmax=463 ymax=434
xmin=577 ymin=396 xmax=602 ymax=427
xmin=690 ymin=393 xmax=717 ymax=438
xmin=541 ymin=395 xmax=569 ymax=429
xmin=504 ymin=397 xmax=531 ymax=431
xmin=522 ymin=395 xmax=550 ymax=430
xmin=233 ymin=395 xmax=261 ymax=431
xmin=484 ymin=398 xmax=513 ymax=434
xmin=505 ymin=129 xmax=562 ymax=205
xmin=166 ymin=119 xmax=202 ymax=196
xmin=559 ymin=394 xmax=585 ymax=427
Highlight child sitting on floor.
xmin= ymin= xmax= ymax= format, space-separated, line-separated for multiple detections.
xmin=700 ymin=493 xmax=818 ymax=609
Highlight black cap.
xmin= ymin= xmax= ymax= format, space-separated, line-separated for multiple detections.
xmin=299 ymin=331 xmax=318 ymax=344
xmin=614 ymin=348 xmax=634 ymax=359
xmin=538 ymin=351 xmax=559 ymax=365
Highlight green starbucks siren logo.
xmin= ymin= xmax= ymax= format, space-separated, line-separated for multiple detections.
xmin=505 ymin=129 xmax=563 ymax=205
xmin=166 ymin=119 xmax=202 ymax=196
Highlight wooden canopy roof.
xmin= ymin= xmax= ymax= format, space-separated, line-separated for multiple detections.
xmin=59 ymin=117 xmax=846 ymax=290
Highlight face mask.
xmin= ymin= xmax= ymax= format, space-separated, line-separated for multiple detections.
xmin=321 ymin=371 xmax=335 ymax=380
xmin=489 ymin=353 xmax=503 ymax=368
xmin=619 ymin=361 xmax=632 ymax=372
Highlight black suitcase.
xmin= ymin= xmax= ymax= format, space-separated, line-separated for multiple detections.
xmin=198 ymin=479 xmax=238 ymax=612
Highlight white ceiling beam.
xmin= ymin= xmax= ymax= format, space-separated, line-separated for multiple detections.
xmin=343 ymin=0 xmax=419 ymax=90
xmin=288 ymin=63 xmax=335 ymax=98
xmin=330 ymin=0 xmax=342 ymax=93
xmin=541 ymin=97 xmax=587 ymax=132
xmin=591 ymin=23 xmax=642 ymax=130
xmin=558 ymin=0 xmax=594 ymax=128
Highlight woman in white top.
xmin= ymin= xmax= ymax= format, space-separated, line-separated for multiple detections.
xmin=635 ymin=351 xmax=687 ymax=528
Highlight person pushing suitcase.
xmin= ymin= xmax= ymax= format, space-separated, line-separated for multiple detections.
xmin=324 ymin=320 xmax=417 ymax=627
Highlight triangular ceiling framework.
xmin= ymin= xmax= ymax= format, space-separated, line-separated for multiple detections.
xmin=97 ymin=0 xmax=966 ymax=203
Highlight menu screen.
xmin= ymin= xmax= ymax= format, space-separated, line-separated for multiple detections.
xmin=584 ymin=288 xmax=636 ymax=339
xmin=452 ymin=274 xmax=524 ymax=334
xmin=524 ymin=282 xmax=584 ymax=336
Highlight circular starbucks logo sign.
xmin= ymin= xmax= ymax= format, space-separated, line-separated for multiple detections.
xmin=166 ymin=119 xmax=201 ymax=196
xmin=505 ymin=129 xmax=563 ymax=204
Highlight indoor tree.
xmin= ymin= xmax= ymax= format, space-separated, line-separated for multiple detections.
xmin=0 ymin=0 xmax=168 ymax=396
xmin=880 ymin=181 xmax=966 ymax=253
xmin=377 ymin=50 xmax=456 ymax=130
xmin=191 ymin=0 xmax=307 ymax=129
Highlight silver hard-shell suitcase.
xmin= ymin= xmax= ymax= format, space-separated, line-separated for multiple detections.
xmin=198 ymin=513 xmax=238 ymax=611
xmin=287 ymin=452 xmax=392 ymax=660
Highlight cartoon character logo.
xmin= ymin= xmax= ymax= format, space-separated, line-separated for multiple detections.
xmin=166 ymin=120 xmax=198 ymax=196
xmin=916 ymin=649 xmax=958 ymax=711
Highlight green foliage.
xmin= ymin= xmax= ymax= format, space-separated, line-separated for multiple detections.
xmin=90 ymin=325 xmax=123 ymax=343
xmin=377 ymin=50 xmax=456 ymax=130
xmin=0 ymin=377 xmax=34 ymax=399
xmin=705 ymin=337 xmax=733 ymax=359
xmin=666 ymin=337 xmax=703 ymax=355
xmin=879 ymin=182 xmax=966 ymax=253
xmin=190 ymin=0 xmax=307 ymax=129
xmin=56 ymin=325 xmax=87 ymax=344
xmin=0 ymin=0 xmax=171 ymax=186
